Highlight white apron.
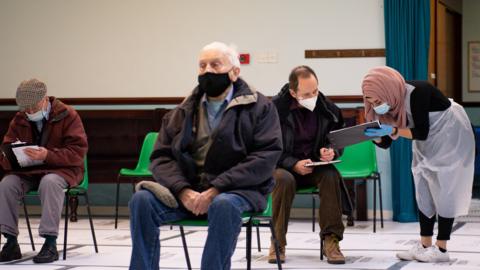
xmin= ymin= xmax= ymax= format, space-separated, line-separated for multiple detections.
xmin=404 ymin=84 xmax=475 ymax=218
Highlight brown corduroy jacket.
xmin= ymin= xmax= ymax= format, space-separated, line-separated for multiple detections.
xmin=0 ymin=97 xmax=88 ymax=187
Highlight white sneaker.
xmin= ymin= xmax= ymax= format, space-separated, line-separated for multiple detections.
xmin=396 ymin=242 xmax=427 ymax=261
xmin=414 ymin=245 xmax=450 ymax=263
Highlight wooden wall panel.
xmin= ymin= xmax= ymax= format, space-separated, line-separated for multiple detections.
xmin=305 ymin=49 xmax=385 ymax=58
xmin=0 ymin=106 xmax=368 ymax=220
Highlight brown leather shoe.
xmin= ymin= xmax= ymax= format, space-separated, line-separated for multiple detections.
xmin=323 ymin=234 xmax=345 ymax=264
xmin=267 ymin=243 xmax=285 ymax=264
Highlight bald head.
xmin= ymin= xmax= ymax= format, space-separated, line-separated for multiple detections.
xmin=198 ymin=41 xmax=240 ymax=82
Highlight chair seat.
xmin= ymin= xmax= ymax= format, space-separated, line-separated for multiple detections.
xmin=334 ymin=165 xmax=375 ymax=179
xmin=296 ymin=187 xmax=318 ymax=194
xmin=119 ymin=168 xmax=152 ymax=177
xmin=170 ymin=213 xmax=257 ymax=226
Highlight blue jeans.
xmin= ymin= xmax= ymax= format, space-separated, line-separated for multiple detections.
xmin=129 ymin=190 xmax=253 ymax=270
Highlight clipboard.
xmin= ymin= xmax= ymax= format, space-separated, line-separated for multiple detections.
xmin=304 ymin=160 xmax=341 ymax=167
xmin=326 ymin=121 xmax=381 ymax=149
xmin=1 ymin=141 xmax=43 ymax=169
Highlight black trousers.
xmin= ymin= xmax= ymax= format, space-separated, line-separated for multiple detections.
xmin=419 ymin=211 xmax=454 ymax=240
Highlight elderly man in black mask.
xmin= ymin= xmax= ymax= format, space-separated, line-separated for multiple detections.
xmin=128 ymin=41 xmax=283 ymax=270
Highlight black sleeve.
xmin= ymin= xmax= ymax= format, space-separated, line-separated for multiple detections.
xmin=409 ymin=88 xmax=431 ymax=140
xmin=149 ymin=110 xmax=193 ymax=196
xmin=373 ymin=136 xmax=393 ymax=149
xmin=331 ymin=107 xmax=345 ymax=159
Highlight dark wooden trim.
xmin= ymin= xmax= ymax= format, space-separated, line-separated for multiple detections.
xmin=305 ymin=49 xmax=385 ymax=58
xmin=0 ymin=95 xmax=364 ymax=105
xmin=0 ymin=97 xmax=185 ymax=106
xmin=461 ymin=102 xmax=480 ymax=107
xmin=329 ymin=95 xmax=363 ymax=103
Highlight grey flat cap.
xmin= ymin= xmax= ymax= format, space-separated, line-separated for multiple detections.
xmin=16 ymin=78 xmax=47 ymax=111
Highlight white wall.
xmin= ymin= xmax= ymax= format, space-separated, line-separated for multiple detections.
xmin=463 ymin=0 xmax=480 ymax=101
xmin=0 ymin=0 xmax=385 ymax=98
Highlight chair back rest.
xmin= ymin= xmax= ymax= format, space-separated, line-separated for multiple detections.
xmin=134 ymin=132 xmax=159 ymax=171
xmin=76 ymin=156 xmax=89 ymax=190
xmin=336 ymin=140 xmax=378 ymax=173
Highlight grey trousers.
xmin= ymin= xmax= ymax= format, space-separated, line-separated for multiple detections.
xmin=0 ymin=173 xmax=68 ymax=237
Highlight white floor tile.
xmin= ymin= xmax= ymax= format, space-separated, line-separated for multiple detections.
xmin=0 ymin=218 xmax=478 ymax=269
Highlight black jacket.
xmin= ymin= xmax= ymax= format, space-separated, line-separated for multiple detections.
xmin=149 ymin=78 xmax=283 ymax=212
xmin=272 ymin=83 xmax=345 ymax=170
xmin=272 ymin=83 xmax=353 ymax=215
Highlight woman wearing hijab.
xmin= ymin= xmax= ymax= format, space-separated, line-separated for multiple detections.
xmin=361 ymin=66 xmax=475 ymax=263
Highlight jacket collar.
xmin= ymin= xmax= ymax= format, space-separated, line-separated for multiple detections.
xmin=178 ymin=77 xmax=258 ymax=112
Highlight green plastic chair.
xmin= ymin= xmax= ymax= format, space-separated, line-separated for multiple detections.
xmin=334 ymin=140 xmax=383 ymax=233
xmin=168 ymin=195 xmax=282 ymax=270
xmin=114 ymin=132 xmax=158 ymax=228
xmin=296 ymin=186 xmax=319 ymax=232
xmin=23 ymin=157 xmax=98 ymax=260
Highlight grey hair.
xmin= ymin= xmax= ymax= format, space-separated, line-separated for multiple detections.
xmin=201 ymin=41 xmax=240 ymax=68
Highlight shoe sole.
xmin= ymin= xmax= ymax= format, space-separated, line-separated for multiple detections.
xmin=327 ymin=260 xmax=346 ymax=264
xmin=323 ymin=251 xmax=346 ymax=264
xmin=0 ymin=256 xmax=22 ymax=263
xmin=33 ymin=255 xmax=59 ymax=264
xmin=396 ymin=254 xmax=415 ymax=261
xmin=267 ymin=259 xmax=285 ymax=264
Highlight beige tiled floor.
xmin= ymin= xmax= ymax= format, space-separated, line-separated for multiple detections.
xmin=1 ymin=217 xmax=479 ymax=269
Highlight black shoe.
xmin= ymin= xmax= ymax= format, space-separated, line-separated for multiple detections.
xmin=0 ymin=242 xmax=22 ymax=262
xmin=33 ymin=244 xmax=58 ymax=263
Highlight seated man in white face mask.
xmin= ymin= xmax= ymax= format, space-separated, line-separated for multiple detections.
xmin=269 ymin=65 xmax=353 ymax=265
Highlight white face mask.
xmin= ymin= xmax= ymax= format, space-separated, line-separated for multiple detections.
xmin=373 ymin=102 xmax=390 ymax=115
xmin=298 ymin=95 xmax=318 ymax=112
xmin=26 ymin=110 xmax=44 ymax=122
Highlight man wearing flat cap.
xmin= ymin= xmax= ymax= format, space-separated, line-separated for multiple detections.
xmin=0 ymin=79 xmax=88 ymax=263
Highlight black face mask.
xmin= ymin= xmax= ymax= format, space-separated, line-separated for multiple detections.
xmin=198 ymin=72 xmax=232 ymax=97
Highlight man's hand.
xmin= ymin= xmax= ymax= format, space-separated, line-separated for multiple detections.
xmin=192 ymin=187 xmax=220 ymax=216
xmin=293 ymin=159 xmax=314 ymax=175
xmin=178 ymin=188 xmax=200 ymax=213
xmin=319 ymin=147 xmax=335 ymax=162
xmin=23 ymin=147 xmax=48 ymax=161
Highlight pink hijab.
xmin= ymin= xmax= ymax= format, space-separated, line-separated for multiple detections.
xmin=362 ymin=66 xmax=407 ymax=128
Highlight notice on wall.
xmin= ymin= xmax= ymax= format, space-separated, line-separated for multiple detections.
xmin=469 ymin=41 xmax=480 ymax=92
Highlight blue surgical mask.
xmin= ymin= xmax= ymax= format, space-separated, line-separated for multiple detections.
xmin=26 ymin=110 xmax=44 ymax=122
xmin=373 ymin=103 xmax=390 ymax=115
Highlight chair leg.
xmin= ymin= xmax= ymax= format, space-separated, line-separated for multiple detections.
xmin=63 ymin=191 xmax=70 ymax=260
xmin=114 ymin=174 xmax=121 ymax=229
xmin=256 ymin=223 xmax=261 ymax=252
xmin=179 ymin=226 xmax=192 ymax=270
xmin=347 ymin=215 xmax=355 ymax=227
xmin=312 ymin=194 xmax=316 ymax=232
xmin=268 ymin=220 xmax=283 ymax=270
xmin=320 ymin=237 xmax=324 ymax=261
xmin=22 ymin=198 xmax=35 ymax=251
xmin=373 ymin=177 xmax=377 ymax=233
xmin=246 ymin=219 xmax=252 ymax=270
xmin=83 ymin=193 xmax=98 ymax=253
xmin=377 ymin=173 xmax=384 ymax=228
